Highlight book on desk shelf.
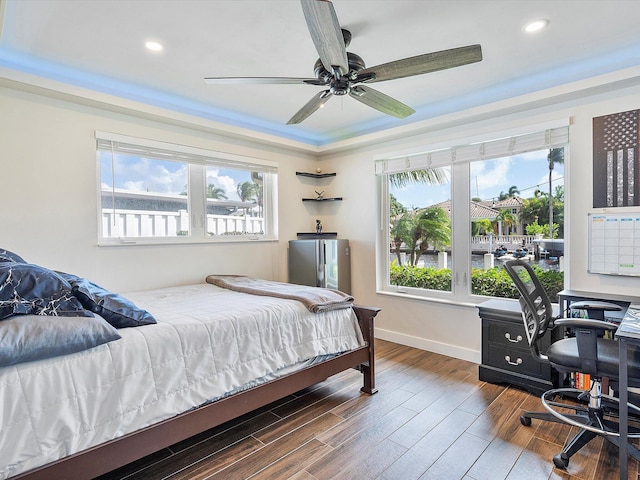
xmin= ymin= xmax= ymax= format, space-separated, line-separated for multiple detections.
xmin=570 ymin=373 xmax=613 ymax=395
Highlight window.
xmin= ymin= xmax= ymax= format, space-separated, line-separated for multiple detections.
xmin=377 ymin=124 xmax=568 ymax=304
xmin=97 ymin=132 xmax=277 ymax=244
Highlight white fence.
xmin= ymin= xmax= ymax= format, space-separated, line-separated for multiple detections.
xmin=102 ymin=209 xmax=264 ymax=237
xmin=471 ymin=234 xmax=538 ymax=248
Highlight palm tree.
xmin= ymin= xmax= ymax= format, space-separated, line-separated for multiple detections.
xmin=206 ymin=185 xmax=227 ymax=199
xmin=236 ymin=181 xmax=257 ymax=202
xmin=493 ymin=209 xmax=517 ymax=235
xmin=498 ymin=185 xmax=520 ymax=201
xmin=414 ymin=207 xmax=451 ymax=260
xmin=472 ymin=218 xmax=491 ymax=236
xmin=389 ymin=167 xmax=449 ymax=188
xmin=390 ymin=210 xmax=415 ymax=265
xmin=389 ymin=194 xmax=406 ymax=218
xmin=390 ymin=208 xmax=451 ymax=267
xmin=547 ymin=148 xmax=564 ymax=238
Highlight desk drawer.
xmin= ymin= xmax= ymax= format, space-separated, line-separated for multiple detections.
xmin=487 ymin=321 xmax=528 ymax=350
xmin=486 ymin=343 xmax=549 ymax=378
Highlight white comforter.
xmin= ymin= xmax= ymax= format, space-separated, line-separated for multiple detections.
xmin=0 ymin=283 xmax=364 ymax=479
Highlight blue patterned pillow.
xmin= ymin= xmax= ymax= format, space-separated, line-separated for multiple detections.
xmin=0 ymin=263 xmax=92 ymax=320
xmin=0 ymin=249 xmax=26 ymax=264
xmin=59 ymin=273 xmax=156 ymax=328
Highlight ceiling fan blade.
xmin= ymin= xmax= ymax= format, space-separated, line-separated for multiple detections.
xmin=287 ymin=90 xmax=333 ymax=124
xmin=300 ymin=0 xmax=348 ymax=76
xmin=349 ymin=85 xmax=415 ymax=119
xmin=358 ymin=44 xmax=482 ymax=83
xmin=204 ymin=77 xmax=326 ymax=85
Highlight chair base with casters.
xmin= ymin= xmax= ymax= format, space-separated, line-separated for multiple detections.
xmin=520 ymin=383 xmax=640 ymax=469
xmin=503 ymin=259 xmax=640 ymax=470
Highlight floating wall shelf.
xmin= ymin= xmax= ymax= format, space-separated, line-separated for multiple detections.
xmin=302 ymin=197 xmax=342 ymax=202
xmin=296 ymin=171 xmax=336 ymax=179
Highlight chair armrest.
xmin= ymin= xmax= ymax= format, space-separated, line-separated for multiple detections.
xmin=554 ymin=318 xmax=618 ymax=331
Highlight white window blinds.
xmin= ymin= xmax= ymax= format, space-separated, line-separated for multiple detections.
xmin=96 ymin=131 xmax=277 ymax=172
xmin=374 ymin=125 xmax=569 ymax=175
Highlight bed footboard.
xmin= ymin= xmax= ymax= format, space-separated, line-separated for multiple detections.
xmin=352 ymin=304 xmax=380 ymax=395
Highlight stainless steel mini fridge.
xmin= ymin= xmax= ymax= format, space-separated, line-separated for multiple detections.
xmin=288 ymin=239 xmax=351 ymax=294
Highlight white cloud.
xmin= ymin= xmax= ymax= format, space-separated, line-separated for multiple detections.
xmin=123 ymin=180 xmax=146 ymax=191
xmin=206 ymin=169 xmax=240 ymax=200
xmin=112 ymin=157 xmax=187 ymax=194
xmin=471 ymin=157 xmax=511 ymax=197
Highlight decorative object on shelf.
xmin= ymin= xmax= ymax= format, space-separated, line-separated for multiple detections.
xmin=315 ymin=190 xmax=325 ymax=200
xmin=316 ymin=219 xmax=323 ymax=234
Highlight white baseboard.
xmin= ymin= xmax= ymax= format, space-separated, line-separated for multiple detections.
xmin=375 ymin=328 xmax=481 ymax=364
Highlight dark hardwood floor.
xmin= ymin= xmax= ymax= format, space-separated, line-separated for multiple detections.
xmin=97 ymin=339 xmax=639 ymax=480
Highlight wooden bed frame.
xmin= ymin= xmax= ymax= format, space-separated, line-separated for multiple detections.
xmin=13 ymin=305 xmax=379 ymax=480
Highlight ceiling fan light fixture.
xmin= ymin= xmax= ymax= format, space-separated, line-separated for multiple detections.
xmin=145 ymin=40 xmax=164 ymax=52
xmin=524 ymin=19 xmax=549 ymax=33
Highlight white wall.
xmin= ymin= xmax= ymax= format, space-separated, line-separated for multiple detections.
xmin=0 ymin=86 xmax=318 ymax=291
xmin=3 ymin=73 xmax=640 ymax=365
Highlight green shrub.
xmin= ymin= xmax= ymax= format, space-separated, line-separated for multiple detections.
xmin=471 ymin=268 xmax=519 ymax=299
xmin=389 ymin=262 xmax=563 ymax=302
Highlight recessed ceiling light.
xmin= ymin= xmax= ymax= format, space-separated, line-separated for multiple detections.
xmin=145 ymin=41 xmax=164 ymax=52
xmin=524 ymin=19 xmax=549 ymax=33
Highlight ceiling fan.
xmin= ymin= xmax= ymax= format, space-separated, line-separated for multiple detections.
xmin=204 ymin=0 xmax=483 ymax=125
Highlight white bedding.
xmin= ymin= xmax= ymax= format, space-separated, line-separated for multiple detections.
xmin=0 ymin=283 xmax=364 ymax=479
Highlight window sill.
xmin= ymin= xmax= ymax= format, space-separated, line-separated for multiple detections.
xmin=98 ymin=235 xmax=278 ymax=247
xmin=376 ymin=288 xmax=493 ymax=309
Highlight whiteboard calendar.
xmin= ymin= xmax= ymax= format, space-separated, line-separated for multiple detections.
xmin=588 ymin=213 xmax=640 ymax=276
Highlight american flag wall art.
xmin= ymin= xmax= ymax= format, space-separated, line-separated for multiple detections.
xmin=593 ymin=109 xmax=640 ymax=208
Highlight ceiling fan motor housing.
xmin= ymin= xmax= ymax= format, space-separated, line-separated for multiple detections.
xmin=313 ymin=52 xmax=366 ymax=95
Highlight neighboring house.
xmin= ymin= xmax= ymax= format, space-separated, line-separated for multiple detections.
xmin=432 ymin=199 xmax=524 ymax=235
xmin=101 ymin=189 xmax=258 ymax=216
xmin=477 ymin=197 xmax=525 ymax=235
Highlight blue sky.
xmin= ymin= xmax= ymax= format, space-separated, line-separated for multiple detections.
xmin=390 ymin=149 xmax=564 ymax=209
xmin=100 ymin=153 xmax=253 ymax=201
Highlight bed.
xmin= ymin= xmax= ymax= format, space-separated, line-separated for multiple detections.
xmin=0 ymin=254 xmax=378 ymax=480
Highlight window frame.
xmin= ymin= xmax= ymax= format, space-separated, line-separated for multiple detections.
xmin=96 ymin=131 xmax=278 ymax=246
xmin=376 ymin=122 xmax=569 ymax=305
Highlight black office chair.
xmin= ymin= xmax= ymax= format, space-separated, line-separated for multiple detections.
xmin=503 ymin=259 xmax=640 ymax=469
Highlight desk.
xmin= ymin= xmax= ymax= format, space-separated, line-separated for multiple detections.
xmin=561 ymin=290 xmax=640 ymax=479
xmin=558 ymin=289 xmax=635 ymax=321
xmin=615 ymin=304 xmax=640 ymax=480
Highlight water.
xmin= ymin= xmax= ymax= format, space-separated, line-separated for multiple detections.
xmin=398 ymin=253 xmax=561 ymax=271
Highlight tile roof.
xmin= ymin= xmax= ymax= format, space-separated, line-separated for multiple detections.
xmin=431 ymin=200 xmax=500 ymax=220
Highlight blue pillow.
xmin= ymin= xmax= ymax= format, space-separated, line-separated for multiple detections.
xmin=0 ymin=263 xmax=92 ymax=320
xmin=0 ymin=313 xmax=121 ymax=366
xmin=0 ymin=249 xmax=26 ymax=264
xmin=59 ymin=273 xmax=156 ymax=328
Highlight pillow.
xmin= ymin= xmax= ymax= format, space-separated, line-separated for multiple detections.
xmin=0 ymin=313 xmax=120 ymax=367
xmin=59 ymin=273 xmax=156 ymax=328
xmin=0 ymin=249 xmax=26 ymax=264
xmin=0 ymin=263 xmax=92 ymax=320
